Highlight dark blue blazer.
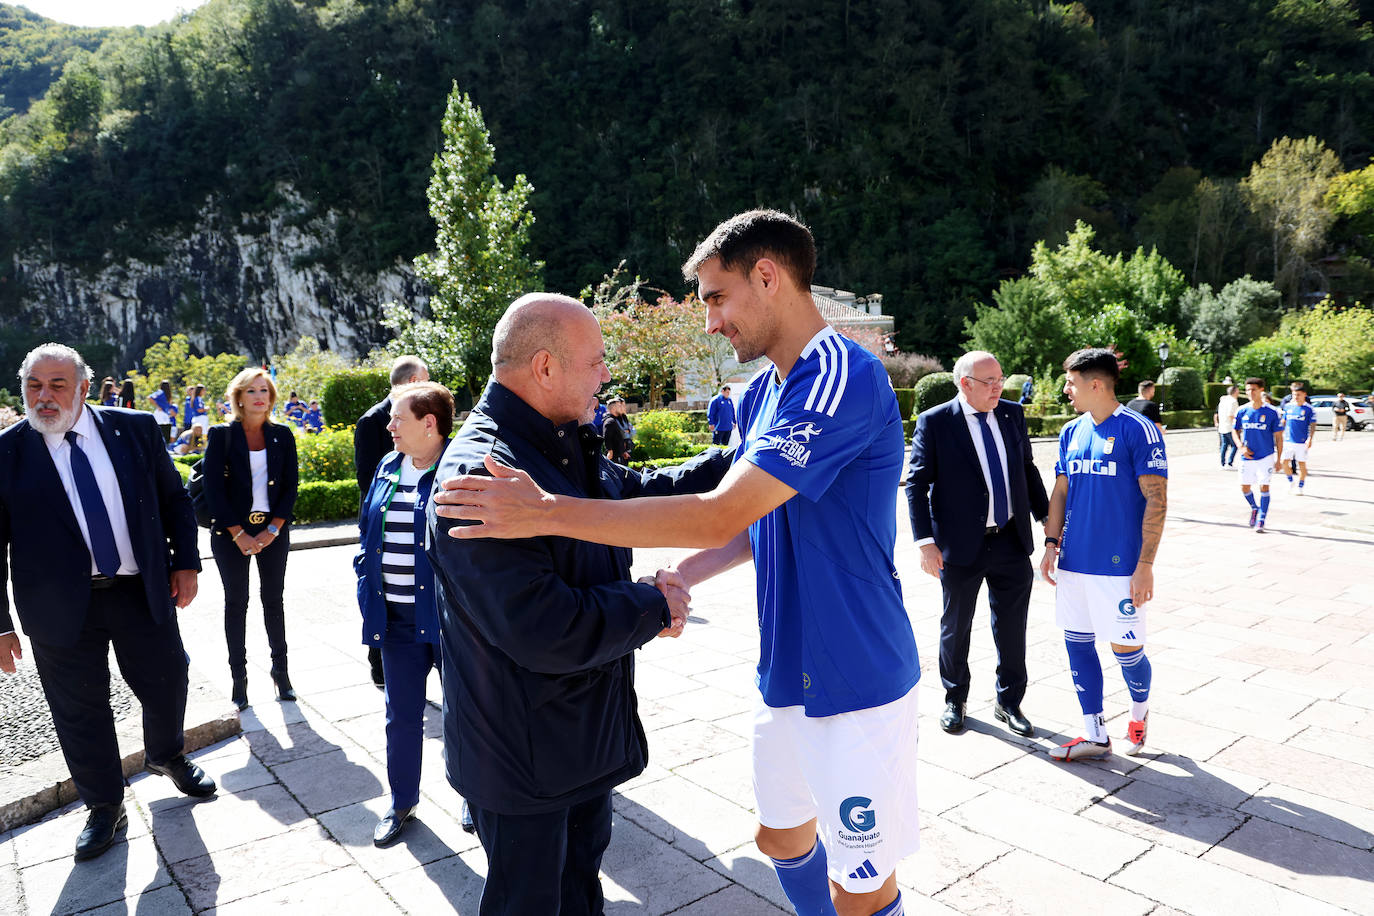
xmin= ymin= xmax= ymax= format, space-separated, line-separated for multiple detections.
xmin=202 ymin=421 xmax=298 ymax=535
xmin=428 ymin=381 xmax=731 ymax=815
xmin=355 ymin=450 xmax=440 ymax=647
xmin=906 ymin=397 xmax=1050 ymax=566
xmin=0 ymin=407 xmax=200 ymax=647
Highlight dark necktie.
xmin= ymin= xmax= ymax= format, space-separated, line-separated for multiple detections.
xmin=975 ymin=411 xmax=1010 ymax=528
xmin=65 ymin=430 xmax=121 ymax=577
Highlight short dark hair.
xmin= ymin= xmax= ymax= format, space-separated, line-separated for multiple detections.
xmin=720 ymin=385 xmax=731 ymax=393
xmin=394 ymin=381 xmax=456 ymax=438
xmin=1245 ymin=376 xmax=1265 ymax=388
xmin=682 ymin=209 xmax=817 ymax=289
xmin=1137 ymin=380 xmax=1155 ymax=395
xmin=1062 ymin=348 xmax=1120 ymax=384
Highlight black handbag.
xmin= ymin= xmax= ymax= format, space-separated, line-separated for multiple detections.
xmin=185 ymin=459 xmax=212 ymax=528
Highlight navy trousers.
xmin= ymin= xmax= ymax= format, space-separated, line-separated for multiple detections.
xmin=380 ymin=623 xmax=438 ymax=809
xmin=469 ymin=792 xmax=614 ymax=916
xmin=937 ymin=528 xmax=1033 ymax=708
xmin=29 ymin=576 xmax=189 ymax=806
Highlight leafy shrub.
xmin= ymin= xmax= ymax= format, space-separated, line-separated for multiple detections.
xmin=321 ymin=369 xmax=390 ymax=430
xmin=1204 ymin=382 xmax=1232 ymax=410
xmin=1228 ymin=337 xmax=1304 ymax=386
xmin=1148 ymin=383 xmax=1172 ymax=410
xmin=914 ymin=372 xmax=958 ymax=414
xmin=902 ymin=418 xmax=916 ymax=442
xmin=1030 ymin=415 xmax=1077 ymax=437
xmin=1003 ymin=374 xmax=1032 ymax=402
xmin=1160 ymin=410 xmax=1213 ymax=428
xmin=630 ymin=410 xmax=701 ymax=460
xmin=293 ymin=480 xmax=361 ymax=523
xmin=295 ymin=426 xmax=356 ymax=483
xmin=893 ymin=388 xmax=916 ymax=421
xmin=882 ymin=353 xmax=944 ymax=388
xmin=1028 ymin=370 xmax=1070 ymax=417
xmin=1159 ymin=367 xmax=1203 ymax=409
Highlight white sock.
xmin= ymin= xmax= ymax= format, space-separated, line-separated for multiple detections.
xmin=1131 ymin=701 xmax=1149 ymax=721
xmin=1083 ymin=712 xmax=1108 ymax=743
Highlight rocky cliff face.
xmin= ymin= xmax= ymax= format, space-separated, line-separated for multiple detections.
xmin=9 ymin=189 xmax=427 ymax=366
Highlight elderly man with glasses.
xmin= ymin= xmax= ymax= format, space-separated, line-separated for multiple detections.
xmin=906 ymin=350 xmax=1050 ymax=738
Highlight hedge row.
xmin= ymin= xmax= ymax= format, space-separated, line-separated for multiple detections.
xmin=320 ymin=369 xmax=390 ymax=428
xmin=293 ymin=480 xmax=361 ymax=523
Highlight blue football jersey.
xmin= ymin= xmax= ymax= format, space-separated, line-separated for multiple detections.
xmin=1236 ymin=405 xmax=1281 ymax=459
xmin=1283 ymin=403 xmax=1316 ymax=444
xmin=736 ymin=328 xmax=920 ymax=717
xmin=1055 ymin=405 xmax=1167 ymax=577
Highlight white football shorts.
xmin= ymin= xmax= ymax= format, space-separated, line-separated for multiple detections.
xmin=1279 ymin=441 xmax=1309 ymax=462
xmin=1238 ymin=457 xmax=1276 ymax=486
xmin=752 ymin=686 xmax=919 ymax=894
xmin=1055 ymin=569 xmax=1145 ymax=646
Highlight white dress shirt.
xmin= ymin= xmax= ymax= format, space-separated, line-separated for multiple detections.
xmin=249 ymin=448 xmax=270 ymax=512
xmin=916 ymin=393 xmax=1012 ymax=548
xmin=42 ymin=406 xmax=140 ymax=576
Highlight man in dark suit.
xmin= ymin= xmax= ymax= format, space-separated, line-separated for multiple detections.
xmin=0 ymin=344 xmax=216 ymax=861
xmin=906 ymin=350 xmax=1050 ymax=737
xmin=354 ymin=354 xmax=428 ymax=687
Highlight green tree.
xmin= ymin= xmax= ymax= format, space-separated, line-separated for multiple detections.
xmin=963 ymin=278 xmax=1073 ymax=378
xmin=1228 ymin=336 xmax=1306 ymax=386
xmin=1181 ymin=276 xmax=1283 ymax=365
xmin=1324 ymin=160 xmax=1374 ymax=238
xmin=1241 ymin=136 xmax=1342 ymax=303
xmin=383 ymin=84 xmax=542 ymax=396
xmin=271 ymin=335 xmax=374 ymax=409
xmin=1280 ymin=302 xmax=1374 ymax=390
xmin=125 ymin=334 xmax=251 ymax=420
xmin=47 ymin=60 xmax=102 ymax=137
xmin=1028 ymin=222 xmax=1188 ymax=330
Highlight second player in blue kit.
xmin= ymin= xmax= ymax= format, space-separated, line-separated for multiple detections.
xmin=1280 ymin=382 xmax=1316 ymax=495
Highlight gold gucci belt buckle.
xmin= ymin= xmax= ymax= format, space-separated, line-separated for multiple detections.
xmin=247 ymin=511 xmax=267 ymax=525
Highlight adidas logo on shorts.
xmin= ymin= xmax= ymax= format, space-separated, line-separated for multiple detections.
xmin=848 ymin=858 xmax=879 ymax=880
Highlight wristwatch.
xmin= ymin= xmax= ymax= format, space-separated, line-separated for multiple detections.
xmin=1044 ymin=537 xmax=1060 ymax=547
xmin=267 ymin=523 xmax=280 ymax=536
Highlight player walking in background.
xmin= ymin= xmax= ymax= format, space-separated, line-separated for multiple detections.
xmin=1039 ymin=348 xmax=1167 ymax=761
xmin=1280 ymin=382 xmax=1316 ymax=495
xmin=1233 ymin=378 xmax=1284 ymax=533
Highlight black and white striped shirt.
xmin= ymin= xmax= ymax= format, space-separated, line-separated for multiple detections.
xmin=381 ymin=458 xmax=425 ymax=604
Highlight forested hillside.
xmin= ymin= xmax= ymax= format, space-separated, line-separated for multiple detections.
xmin=2 ymin=0 xmax=1372 ymax=372
xmin=0 ymin=5 xmax=123 ymax=118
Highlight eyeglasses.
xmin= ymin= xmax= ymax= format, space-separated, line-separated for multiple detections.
xmin=970 ymin=376 xmax=1007 ymax=387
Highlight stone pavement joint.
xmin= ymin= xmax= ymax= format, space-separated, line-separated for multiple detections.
xmin=1 ymin=432 xmax=1372 ymax=913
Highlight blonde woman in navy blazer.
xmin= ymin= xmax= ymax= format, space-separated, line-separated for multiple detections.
xmin=204 ymin=367 xmax=299 ymax=711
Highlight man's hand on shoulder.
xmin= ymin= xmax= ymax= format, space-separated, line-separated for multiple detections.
xmin=434 ymin=454 xmax=555 ymax=539
xmin=0 ymin=632 xmax=21 ymax=673
xmin=170 ymin=569 xmax=198 ymax=609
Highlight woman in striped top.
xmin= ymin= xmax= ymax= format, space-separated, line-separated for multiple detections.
xmin=354 ymin=381 xmax=453 ymax=848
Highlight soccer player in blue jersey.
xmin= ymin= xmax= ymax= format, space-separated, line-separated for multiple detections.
xmin=1280 ymin=382 xmax=1316 ymax=494
xmin=1039 ymin=349 xmax=1168 ymax=761
xmin=1233 ymin=377 xmax=1284 ymax=533
xmin=435 ymin=210 xmax=919 ymax=916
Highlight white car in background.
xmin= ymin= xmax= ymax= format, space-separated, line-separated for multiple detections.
xmin=1306 ymin=395 xmax=1371 ymax=431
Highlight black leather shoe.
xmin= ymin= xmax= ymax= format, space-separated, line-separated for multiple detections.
xmin=145 ymin=755 xmax=217 ymax=798
xmin=373 ymin=806 xmax=415 ymax=847
xmin=460 ymin=800 xmax=476 ymax=835
xmin=940 ymin=701 xmax=966 ymax=734
xmin=272 ymin=671 xmax=297 ymax=702
xmin=231 ymin=677 xmax=248 ymax=711
xmin=75 ymin=803 xmax=127 ymax=860
xmin=994 ymin=703 xmax=1034 ymax=737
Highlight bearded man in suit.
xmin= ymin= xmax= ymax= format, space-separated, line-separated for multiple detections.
xmin=0 ymin=343 xmax=215 ymax=861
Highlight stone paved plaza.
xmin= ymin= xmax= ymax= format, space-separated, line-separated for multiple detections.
xmin=1 ymin=430 xmax=1371 ymax=914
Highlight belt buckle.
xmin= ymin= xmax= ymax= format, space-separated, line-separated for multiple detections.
xmin=247 ymin=511 xmax=267 ymax=525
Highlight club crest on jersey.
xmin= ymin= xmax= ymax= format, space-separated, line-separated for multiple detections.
xmin=756 ymin=421 xmax=821 ymax=468
xmin=1066 ymin=457 xmax=1117 ymax=476
xmin=1103 ymin=436 xmax=1115 ymax=455
xmin=1147 ymin=446 xmax=1167 ymax=470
